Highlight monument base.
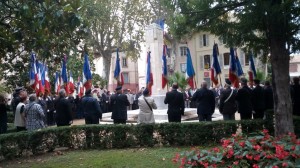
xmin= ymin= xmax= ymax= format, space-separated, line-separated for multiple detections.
xmin=151 ymin=95 xmax=167 ymax=109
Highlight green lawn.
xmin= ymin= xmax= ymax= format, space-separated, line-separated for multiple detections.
xmin=1 ymin=147 xmax=190 ymax=168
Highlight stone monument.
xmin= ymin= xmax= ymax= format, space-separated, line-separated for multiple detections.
xmin=144 ymin=23 xmax=168 ymax=109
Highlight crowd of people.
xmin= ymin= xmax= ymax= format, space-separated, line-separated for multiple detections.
xmin=0 ymin=76 xmax=300 ymax=134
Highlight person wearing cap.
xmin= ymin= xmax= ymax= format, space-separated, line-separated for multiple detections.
xmin=252 ymin=79 xmax=265 ymax=119
xmin=164 ymin=83 xmax=185 ymax=122
xmin=219 ymin=79 xmax=237 ymax=120
xmin=137 ymin=88 xmax=157 ymax=124
xmin=236 ymin=78 xmax=253 ymax=120
xmin=110 ymin=86 xmax=130 ymax=124
xmin=192 ymin=81 xmax=215 ymax=121
xmin=81 ymin=89 xmax=102 ymax=124
xmin=54 ymin=89 xmax=73 ymax=126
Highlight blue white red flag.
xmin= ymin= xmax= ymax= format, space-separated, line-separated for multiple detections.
xmin=113 ymin=48 xmax=123 ymax=86
xmin=44 ymin=63 xmax=51 ymax=95
xmin=83 ymin=53 xmax=92 ymax=90
xmin=235 ymin=49 xmax=244 ymax=77
xmin=61 ymin=56 xmax=68 ymax=86
xmin=162 ymin=45 xmax=168 ymax=89
xmin=36 ymin=62 xmax=45 ymax=96
xmin=248 ymin=53 xmax=257 ymax=84
xmin=68 ymin=71 xmax=75 ymax=94
xmin=146 ymin=51 xmax=153 ymax=95
xmin=55 ymin=72 xmax=60 ymax=95
xmin=210 ymin=44 xmax=222 ymax=86
xmin=29 ymin=53 xmax=38 ymax=89
xmin=229 ymin=47 xmax=239 ymax=88
xmin=186 ymin=47 xmax=196 ymax=89
xmin=77 ymin=76 xmax=84 ymax=97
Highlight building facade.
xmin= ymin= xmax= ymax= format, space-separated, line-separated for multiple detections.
xmin=169 ymin=32 xmax=264 ymax=88
xmin=107 ymin=52 xmax=139 ymax=93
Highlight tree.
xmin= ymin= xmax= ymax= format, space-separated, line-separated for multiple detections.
xmin=162 ymin=0 xmax=300 ymax=136
xmin=0 ymin=0 xmax=88 ymax=90
xmin=80 ymin=0 xmax=154 ymax=80
xmin=168 ymin=71 xmax=188 ymax=90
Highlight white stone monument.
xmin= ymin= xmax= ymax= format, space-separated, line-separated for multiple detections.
xmin=144 ymin=23 xmax=168 ymax=109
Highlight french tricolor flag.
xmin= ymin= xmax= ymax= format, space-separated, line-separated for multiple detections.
xmin=248 ymin=53 xmax=257 ymax=84
xmin=55 ymin=72 xmax=60 ymax=95
xmin=146 ymin=51 xmax=153 ymax=95
xmin=30 ymin=53 xmax=38 ymax=89
xmin=162 ymin=45 xmax=168 ymax=89
xmin=210 ymin=44 xmax=221 ymax=86
xmin=68 ymin=71 xmax=75 ymax=94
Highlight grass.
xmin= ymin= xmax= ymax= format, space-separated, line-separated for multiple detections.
xmin=1 ymin=147 xmax=191 ymax=168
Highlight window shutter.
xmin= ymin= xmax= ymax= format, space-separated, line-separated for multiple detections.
xmin=200 ymin=55 xmax=204 ymax=70
xmin=239 ymin=51 xmax=245 ymax=66
xmin=199 ymin=35 xmax=203 ymax=48
xmin=206 ymin=34 xmax=209 ymax=47
xmin=219 ymin=53 xmax=223 ymax=69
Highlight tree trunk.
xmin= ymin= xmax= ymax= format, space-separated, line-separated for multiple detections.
xmin=268 ymin=0 xmax=294 ymax=136
xmin=102 ymin=55 xmax=111 ymax=81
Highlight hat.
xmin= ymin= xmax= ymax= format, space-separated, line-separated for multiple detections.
xmin=254 ymin=79 xmax=260 ymax=84
xmin=143 ymin=88 xmax=149 ymax=95
xmin=85 ymin=89 xmax=92 ymax=95
xmin=15 ymin=87 xmax=24 ymax=92
xmin=115 ymin=86 xmax=122 ymax=91
xmin=225 ymin=79 xmax=231 ymax=85
xmin=241 ymin=78 xmax=248 ymax=84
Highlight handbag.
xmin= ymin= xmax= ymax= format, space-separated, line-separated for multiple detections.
xmin=143 ymin=97 xmax=153 ymax=111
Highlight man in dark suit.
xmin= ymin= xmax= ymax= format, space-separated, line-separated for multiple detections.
xmin=292 ymin=77 xmax=300 ymax=116
xmin=264 ymin=81 xmax=274 ymax=111
xmin=110 ymin=86 xmax=130 ymax=124
xmin=192 ymin=81 xmax=215 ymax=121
xmin=236 ymin=78 xmax=253 ymax=120
xmin=81 ymin=89 xmax=102 ymax=124
xmin=54 ymin=89 xmax=73 ymax=126
xmin=164 ymin=83 xmax=185 ymax=122
xmin=252 ymin=79 xmax=265 ymax=119
xmin=219 ymin=79 xmax=237 ymax=120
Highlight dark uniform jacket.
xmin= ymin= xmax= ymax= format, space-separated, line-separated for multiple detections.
xmin=164 ymin=89 xmax=185 ymax=117
xmin=252 ymin=85 xmax=265 ymax=111
xmin=219 ymin=87 xmax=237 ymax=115
xmin=264 ymin=86 xmax=274 ymax=110
xmin=110 ymin=93 xmax=130 ymax=120
xmin=292 ymin=84 xmax=300 ymax=116
xmin=192 ymin=88 xmax=215 ymax=115
xmin=236 ymin=86 xmax=253 ymax=114
xmin=81 ymin=95 xmax=102 ymax=120
xmin=55 ymin=97 xmax=72 ymax=126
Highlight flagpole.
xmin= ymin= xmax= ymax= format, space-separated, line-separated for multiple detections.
xmin=218 ymin=74 xmax=223 ymax=87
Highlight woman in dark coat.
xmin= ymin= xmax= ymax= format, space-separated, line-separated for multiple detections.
xmin=0 ymin=94 xmax=8 ymax=134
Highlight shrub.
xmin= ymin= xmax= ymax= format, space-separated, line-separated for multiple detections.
xmin=173 ymin=129 xmax=300 ymax=167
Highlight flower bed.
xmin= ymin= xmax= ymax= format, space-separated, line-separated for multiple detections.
xmin=173 ymin=130 xmax=300 ymax=167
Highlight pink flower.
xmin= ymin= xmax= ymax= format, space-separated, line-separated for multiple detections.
xmin=253 ymin=164 xmax=259 ymax=168
xmin=246 ymin=154 xmax=253 ymax=160
xmin=282 ymin=162 xmax=288 ymax=167
xmin=254 ymin=155 xmax=260 ymax=161
xmin=272 ymin=166 xmax=279 ymax=168
xmin=233 ymin=161 xmax=239 ymax=165
xmin=239 ymin=141 xmax=245 ymax=148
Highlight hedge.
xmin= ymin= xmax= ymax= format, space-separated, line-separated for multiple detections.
xmin=1 ymin=115 xmax=299 ymax=160
xmin=0 ymin=121 xmax=262 ymax=159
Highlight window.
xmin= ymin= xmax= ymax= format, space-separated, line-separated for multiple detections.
xmin=245 ymin=54 xmax=250 ymax=66
xmin=180 ymin=63 xmax=187 ymax=73
xmin=180 ymin=47 xmax=187 ymax=56
xmin=122 ymin=58 xmax=127 ymax=67
xmin=223 ymin=53 xmax=230 ymax=66
xmin=122 ymin=72 xmax=129 ymax=84
xmin=200 ymin=34 xmax=209 ymax=47
xmin=204 ymin=55 xmax=211 ymax=69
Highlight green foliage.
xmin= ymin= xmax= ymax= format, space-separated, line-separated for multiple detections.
xmin=168 ymin=71 xmax=188 ymax=89
xmin=174 ymin=130 xmax=300 ymax=167
xmin=0 ymin=0 xmax=88 ymax=90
